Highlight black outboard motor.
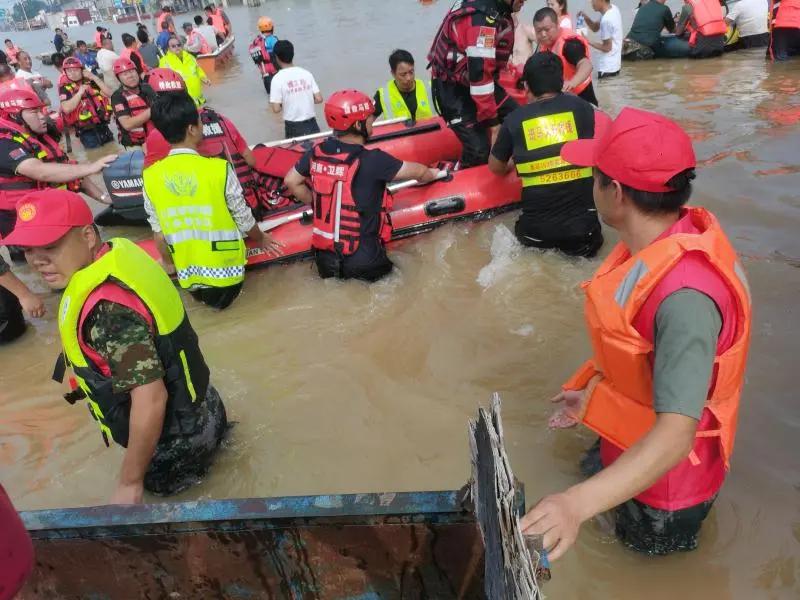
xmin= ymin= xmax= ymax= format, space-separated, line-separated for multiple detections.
xmin=95 ymin=150 xmax=148 ymax=226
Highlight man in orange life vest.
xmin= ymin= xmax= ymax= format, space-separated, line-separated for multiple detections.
xmin=156 ymin=6 xmax=176 ymax=36
xmin=770 ymin=0 xmax=800 ymax=60
xmin=111 ymin=57 xmax=156 ymax=149
xmin=205 ymin=3 xmax=232 ymax=44
xmin=59 ymin=56 xmax=115 ymax=149
xmin=668 ymin=0 xmax=727 ymax=58
xmin=533 ymin=7 xmax=598 ymax=106
xmin=284 ymin=90 xmax=440 ymax=282
xmin=520 ymin=108 xmax=752 ymax=558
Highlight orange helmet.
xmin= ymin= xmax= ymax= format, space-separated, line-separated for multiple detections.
xmin=257 ymin=16 xmax=274 ymax=33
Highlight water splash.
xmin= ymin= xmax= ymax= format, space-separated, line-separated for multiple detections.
xmin=476 ymin=225 xmax=521 ymax=289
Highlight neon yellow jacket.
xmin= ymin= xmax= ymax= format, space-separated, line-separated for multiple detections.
xmin=159 ymin=50 xmax=207 ymax=106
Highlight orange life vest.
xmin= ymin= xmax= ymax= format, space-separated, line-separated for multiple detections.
xmin=685 ymin=0 xmax=728 ymax=46
xmin=209 ymin=9 xmax=227 ymax=37
xmin=773 ymin=0 xmax=800 ymax=27
xmin=540 ymin=33 xmax=592 ymax=95
xmin=157 ymin=12 xmax=175 ymax=34
xmin=563 ymin=207 xmax=752 ymax=510
xmin=188 ymin=30 xmax=211 ymax=55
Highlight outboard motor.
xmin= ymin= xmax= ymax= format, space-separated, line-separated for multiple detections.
xmin=95 ymin=150 xmax=148 ymax=226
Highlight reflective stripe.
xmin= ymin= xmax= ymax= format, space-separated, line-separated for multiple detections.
xmin=470 ymin=82 xmax=495 ymax=95
xmin=466 ymin=46 xmax=496 ymax=58
xmin=334 ymin=180 xmax=343 ymax=243
xmin=521 ymin=167 xmax=592 ymax=187
xmin=312 ymin=228 xmax=335 ymax=240
xmin=381 ymin=84 xmax=395 ymax=119
xmin=517 ymin=156 xmax=571 ymax=174
xmin=163 ymin=229 xmax=242 ymax=245
xmin=614 ymin=259 xmax=649 ymax=307
xmin=179 ymin=350 xmax=197 ymax=402
xmin=734 ymin=261 xmax=751 ymax=303
xmin=176 ymin=264 xmax=245 ymax=280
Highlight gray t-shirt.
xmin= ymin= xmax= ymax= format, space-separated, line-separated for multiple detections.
xmin=652 ymin=289 xmax=722 ymax=420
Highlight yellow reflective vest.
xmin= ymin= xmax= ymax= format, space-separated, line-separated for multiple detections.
xmin=142 ymin=152 xmax=246 ymax=289
xmin=377 ymin=78 xmax=434 ymax=121
xmin=159 ymin=51 xmax=207 ymax=106
xmin=57 ymin=237 xmax=209 ymax=447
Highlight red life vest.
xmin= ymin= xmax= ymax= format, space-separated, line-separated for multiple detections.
xmin=686 ymin=0 xmax=728 ymax=46
xmin=249 ymin=35 xmax=278 ymax=77
xmin=539 ymin=34 xmax=592 ymax=95
xmin=120 ymin=47 xmax=148 ymax=73
xmin=774 ymin=0 xmax=800 ymax=27
xmin=188 ymin=30 xmax=211 ymax=55
xmin=0 ymin=484 xmax=33 ymax=599
xmin=157 ymin=12 xmax=175 ymax=34
xmin=61 ymin=81 xmax=112 ymax=131
xmin=427 ymin=0 xmax=515 ymax=84
xmin=114 ymin=86 xmax=152 ymax=147
xmin=0 ymin=116 xmax=80 ymax=210
xmin=309 ymin=144 xmax=393 ymax=255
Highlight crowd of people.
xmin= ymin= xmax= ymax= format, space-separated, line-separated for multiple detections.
xmin=3 ymin=0 xmax=791 ymax=593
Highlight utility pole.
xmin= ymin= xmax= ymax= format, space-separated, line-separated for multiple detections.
xmin=18 ymin=1 xmax=31 ymax=31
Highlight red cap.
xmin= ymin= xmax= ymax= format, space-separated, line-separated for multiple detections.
xmin=561 ymin=107 xmax=696 ymax=193
xmin=0 ymin=189 xmax=94 ymax=247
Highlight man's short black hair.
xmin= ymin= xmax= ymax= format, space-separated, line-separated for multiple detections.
xmin=76 ymin=40 xmax=87 ymax=48
xmin=194 ymin=15 xmax=203 ymax=25
xmin=204 ymin=4 xmax=214 ymax=11
xmin=151 ymin=93 xmax=200 ymax=144
xmin=534 ymin=7 xmax=559 ymax=24
xmin=161 ymin=21 xmax=171 ymax=30
xmin=389 ymin=49 xmax=414 ymax=72
xmin=595 ymin=168 xmax=697 ymax=215
xmin=523 ymin=52 xmax=563 ymax=96
xmin=4 ymin=39 xmax=11 ymax=44
xmin=96 ymin=26 xmax=103 ymax=32
xmin=122 ymin=33 xmax=136 ymax=48
xmin=274 ymin=40 xmax=294 ymax=64
xmin=137 ymin=29 xmax=149 ymax=44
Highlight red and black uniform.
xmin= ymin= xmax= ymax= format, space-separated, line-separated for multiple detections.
xmin=249 ymin=34 xmax=279 ymax=94
xmin=428 ymin=0 xmax=519 ymax=166
xmin=59 ymin=79 xmax=114 ymax=148
xmin=295 ymin=138 xmax=402 ymax=282
xmin=111 ymin=82 xmax=156 ymax=147
xmin=0 ymin=484 xmax=33 ymax=598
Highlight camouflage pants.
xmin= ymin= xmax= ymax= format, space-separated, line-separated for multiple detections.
xmin=144 ymin=385 xmax=229 ymax=496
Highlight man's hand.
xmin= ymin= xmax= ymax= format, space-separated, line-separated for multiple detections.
xmin=110 ymin=481 xmax=144 ymax=505
xmin=259 ymin=231 xmax=284 ymax=257
xmin=548 ymin=375 xmax=600 ymax=428
xmin=419 ymin=167 xmax=441 ymax=184
xmin=520 ymin=489 xmax=585 ymax=561
xmin=489 ymin=124 xmax=500 ymax=146
xmin=562 ymin=79 xmax=577 ymax=93
xmin=90 ymin=154 xmax=118 ymax=174
xmin=19 ymin=291 xmax=45 ymax=318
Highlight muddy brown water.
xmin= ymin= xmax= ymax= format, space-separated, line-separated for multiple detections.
xmin=1 ymin=1 xmax=799 ymax=598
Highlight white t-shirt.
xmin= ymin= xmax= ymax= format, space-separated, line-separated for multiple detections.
xmin=15 ymin=68 xmax=43 ymax=81
xmin=726 ymin=0 xmax=769 ymax=37
xmin=596 ymin=4 xmax=623 ymax=74
xmin=198 ymin=24 xmax=219 ymax=50
xmin=270 ymin=66 xmax=320 ymax=123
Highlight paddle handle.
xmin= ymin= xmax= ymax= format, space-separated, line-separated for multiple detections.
xmin=387 ymin=169 xmax=449 ymax=193
xmin=258 ymin=209 xmax=312 ymax=232
xmin=260 ymin=117 xmax=409 ymax=148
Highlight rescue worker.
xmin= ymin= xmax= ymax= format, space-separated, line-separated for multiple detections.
xmin=284 ymin=90 xmax=440 ymax=282
xmin=488 ymin=52 xmax=604 ymax=257
xmin=0 ymin=251 xmax=45 ymax=344
xmin=2 ymin=189 xmax=230 ymax=503
xmin=0 ymin=88 xmax=114 ymax=248
xmin=159 ymin=35 xmax=211 ymax=107
xmin=156 ymin=6 xmax=176 ymax=36
xmin=111 ymin=57 xmax=156 ymax=149
xmin=770 ymin=0 xmax=800 ymax=60
xmin=142 ymin=92 xmax=282 ymax=309
xmin=59 ymin=56 xmax=114 ymax=148
xmin=427 ymin=0 xmax=525 ymax=167
xmin=120 ymin=32 xmax=148 ymax=75
xmin=205 ymin=4 xmax=232 ymax=43
xmin=533 ymin=7 xmax=598 ymax=106
xmin=249 ymin=16 xmax=279 ymax=95
xmin=0 ymin=483 xmax=33 ymax=598
xmin=373 ymin=49 xmax=434 ymax=122
xmin=145 ymin=68 xmax=282 ymax=215
xmin=520 ymin=107 xmax=752 ymax=559
xmin=670 ymin=0 xmax=727 ymax=58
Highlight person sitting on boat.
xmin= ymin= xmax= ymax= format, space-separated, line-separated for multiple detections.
xmin=157 ymin=6 xmax=176 ymax=36
xmin=183 ymin=22 xmax=210 ymax=57
xmin=249 ymin=16 xmax=279 ymax=95
xmin=145 ymin=68 xmax=284 ymax=216
xmin=488 ymin=52 xmax=604 ymax=257
xmin=284 ymin=90 xmax=439 ymax=282
xmin=143 ymin=91 xmax=282 ymax=309
xmin=205 ymin=3 xmax=232 ymax=44
xmin=159 ymin=35 xmax=210 ymax=107
xmin=427 ymin=0 xmax=523 ymax=168
xmin=111 ymin=58 xmax=156 ymax=149
xmin=74 ymin=40 xmax=100 ymax=74
xmin=769 ymin=0 xmax=800 ymax=60
xmin=373 ymin=49 xmax=434 ymax=123
xmin=120 ymin=33 xmax=148 ymax=75
xmin=4 ymin=40 xmax=20 ymax=68
xmin=520 ymin=107 xmax=752 ymax=560
xmin=666 ymin=0 xmax=727 ymax=59
xmin=723 ymin=0 xmax=769 ymax=51
xmin=59 ymin=56 xmax=115 ymax=148
xmin=533 ymin=7 xmax=598 ymax=106
xmin=2 ymin=190 xmax=230 ymax=504
xmin=194 ymin=15 xmax=219 ymax=52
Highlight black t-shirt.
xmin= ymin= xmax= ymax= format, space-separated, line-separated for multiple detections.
xmin=373 ymin=87 xmax=418 ymax=119
xmin=295 ymin=138 xmax=403 ymax=243
xmin=110 ymin=83 xmax=156 ymax=119
xmin=491 ymin=93 xmax=597 ymax=224
xmin=562 ymin=39 xmax=588 ymax=67
xmin=0 ymin=136 xmax=34 ymax=178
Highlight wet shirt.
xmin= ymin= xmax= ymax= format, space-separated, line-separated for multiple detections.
xmin=82 ymin=299 xmax=165 ymax=394
xmin=372 ymin=87 xmax=417 ymax=120
xmin=491 ymin=93 xmax=597 ymax=224
xmin=627 ymin=1 xmax=677 ymax=47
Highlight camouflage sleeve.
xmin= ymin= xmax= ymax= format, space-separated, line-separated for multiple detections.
xmin=83 ymin=300 xmax=165 ymax=394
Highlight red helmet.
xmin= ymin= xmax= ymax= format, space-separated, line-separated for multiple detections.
xmin=147 ymin=67 xmax=186 ymax=93
xmin=0 ymin=88 xmax=45 ymax=117
xmin=113 ymin=57 xmax=137 ymax=76
xmin=62 ymin=56 xmax=83 ymax=71
xmin=324 ymin=90 xmax=374 ymax=130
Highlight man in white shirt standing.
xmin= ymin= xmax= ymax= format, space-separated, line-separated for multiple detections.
xmin=580 ymin=0 xmax=623 ymax=78
xmin=724 ymin=0 xmax=770 ymax=50
xmin=14 ymin=51 xmax=53 ymax=105
xmin=269 ymin=40 xmax=323 ymax=139
xmin=96 ymin=37 xmax=121 ymax=91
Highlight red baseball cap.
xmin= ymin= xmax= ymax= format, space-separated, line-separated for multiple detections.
xmin=561 ymin=107 xmax=696 ymax=193
xmin=1 ymin=189 xmax=94 ymax=247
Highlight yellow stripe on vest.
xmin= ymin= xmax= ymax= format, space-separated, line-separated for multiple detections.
xmin=521 ymin=167 xmax=593 ymax=187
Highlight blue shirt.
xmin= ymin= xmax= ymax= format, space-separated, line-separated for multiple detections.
xmin=156 ymin=31 xmax=171 ymax=52
xmin=76 ymin=50 xmax=98 ymax=69
xmin=263 ymin=34 xmax=278 ymax=52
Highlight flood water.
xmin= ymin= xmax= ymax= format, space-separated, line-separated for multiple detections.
xmin=1 ymin=1 xmax=799 ymax=598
